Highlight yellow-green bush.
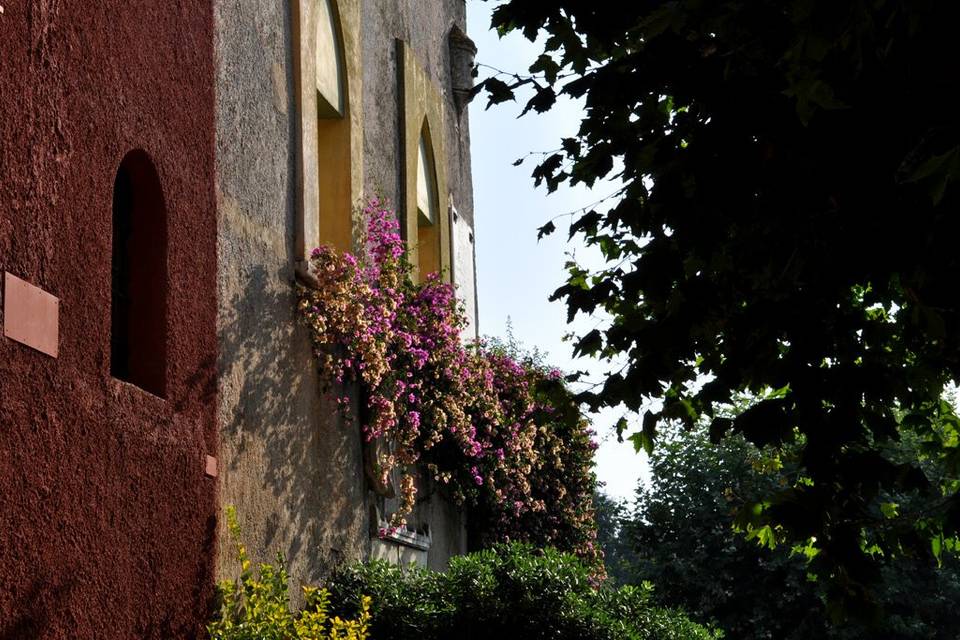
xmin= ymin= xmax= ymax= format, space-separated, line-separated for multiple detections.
xmin=208 ymin=507 xmax=370 ymax=640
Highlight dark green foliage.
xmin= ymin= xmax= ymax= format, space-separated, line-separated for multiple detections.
xmin=480 ymin=0 xmax=960 ymax=602
xmin=324 ymin=543 xmax=719 ymax=640
xmin=625 ymin=427 xmax=960 ymax=639
xmin=593 ymin=488 xmax=637 ymax=585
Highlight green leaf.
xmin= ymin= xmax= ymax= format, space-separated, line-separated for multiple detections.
xmin=880 ymin=502 xmax=899 ymax=519
xmin=614 ymin=416 xmax=629 ymax=440
xmin=537 ymin=220 xmax=556 ymax=239
xmin=628 ymin=431 xmax=653 ymax=455
xmin=481 ymin=77 xmax=516 ymax=109
xmin=521 ymin=85 xmax=557 ymax=116
xmin=530 ymin=53 xmax=561 ymax=84
xmin=573 ymin=329 xmax=603 ymax=357
xmin=901 ymin=146 xmax=960 ymax=204
xmin=754 ymin=525 xmax=778 ymax=550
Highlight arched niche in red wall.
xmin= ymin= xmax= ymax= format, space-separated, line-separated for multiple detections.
xmin=111 ymin=149 xmax=168 ymax=398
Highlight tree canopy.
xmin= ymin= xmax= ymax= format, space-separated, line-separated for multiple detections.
xmin=479 ymin=0 xmax=960 ymax=604
xmin=619 ymin=425 xmax=960 ymax=638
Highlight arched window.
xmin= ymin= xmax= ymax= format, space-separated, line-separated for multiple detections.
xmin=111 ymin=150 xmax=167 ymax=397
xmin=400 ymin=41 xmax=450 ymax=285
xmin=416 ymin=122 xmax=441 ymax=280
xmin=315 ymin=0 xmax=351 ymax=254
xmin=294 ymin=0 xmax=353 ymax=264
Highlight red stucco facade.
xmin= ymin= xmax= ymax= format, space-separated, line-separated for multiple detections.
xmin=0 ymin=3 xmax=218 ymax=638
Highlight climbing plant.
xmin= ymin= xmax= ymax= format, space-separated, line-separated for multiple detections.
xmin=298 ymin=199 xmax=600 ymax=569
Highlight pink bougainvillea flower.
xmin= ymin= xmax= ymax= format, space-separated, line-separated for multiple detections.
xmin=296 ymin=198 xmax=603 ymax=577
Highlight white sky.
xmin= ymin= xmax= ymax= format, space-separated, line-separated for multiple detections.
xmin=466 ymin=1 xmax=649 ymax=502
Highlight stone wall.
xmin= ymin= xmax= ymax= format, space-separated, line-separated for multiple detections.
xmin=214 ymin=0 xmax=369 ymax=590
xmin=215 ymin=0 xmax=476 ymax=586
xmin=0 ymin=0 xmax=478 ymax=635
xmin=0 ymin=2 xmax=219 ymax=637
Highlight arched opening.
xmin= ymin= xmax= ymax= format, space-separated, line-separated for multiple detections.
xmin=400 ymin=42 xmax=451 ymax=286
xmin=315 ymin=0 xmax=345 ymax=118
xmin=416 ymin=121 xmax=441 ymax=280
xmin=111 ymin=150 xmax=167 ymax=397
xmin=315 ymin=0 xmax=352 ymax=254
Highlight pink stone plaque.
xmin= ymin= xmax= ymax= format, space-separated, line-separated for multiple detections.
xmin=205 ymin=455 xmax=218 ymax=478
xmin=3 ymin=272 xmax=59 ymax=357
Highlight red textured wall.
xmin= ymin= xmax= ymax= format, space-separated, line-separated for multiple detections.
xmin=0 ymin=2 xmax=218 ymax=638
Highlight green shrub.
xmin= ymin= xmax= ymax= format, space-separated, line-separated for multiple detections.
xmin=208 ymin=507 xmax=371 ymax=640
xmin=324 ymin=543 xmax=720 ymax=640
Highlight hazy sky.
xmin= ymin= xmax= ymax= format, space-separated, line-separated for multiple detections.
xmin=465 ymin=1 xmax=648 ymax=502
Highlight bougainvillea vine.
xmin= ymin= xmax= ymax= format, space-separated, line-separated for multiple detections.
xmin=297 ymin=199 xmax=601 ymax=571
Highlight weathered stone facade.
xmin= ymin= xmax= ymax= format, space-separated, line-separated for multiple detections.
xmin=1 ymin=0 xmax=477 ymax=635
xmin=215 ymin=0 xmax=476 ymax=585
